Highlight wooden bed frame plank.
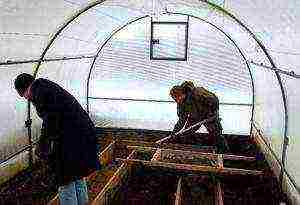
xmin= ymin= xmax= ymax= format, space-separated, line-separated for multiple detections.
xmin=127 ymin=145 xmax=256 ymax=162
xmin=116 ymin=158 xmax=264 ymax=176
xmin=175 ymin=177 xmax=183 ymax=205
xmin=91 ymin=150 xmax=136 ymax=205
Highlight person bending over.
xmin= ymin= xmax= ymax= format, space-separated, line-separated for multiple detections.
xmin=14 ymin=73 xmax=100 ymax=205
xmin=169 ymin=81 xmax=229 ymax=153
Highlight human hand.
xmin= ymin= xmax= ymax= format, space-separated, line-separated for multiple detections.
xmin=34 ymin=140 xmax=50 ymax=160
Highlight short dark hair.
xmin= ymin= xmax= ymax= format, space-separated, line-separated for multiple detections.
xmin=14 ymin=73 xmax=35 ymax=95
xmin=170 ymin=85 xmax=184 ymax=97
xmin=180 ymin=81 xmax=195 ymax=94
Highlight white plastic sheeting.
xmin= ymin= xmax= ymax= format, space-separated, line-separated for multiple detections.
xmin=165 ymin=0 xmax=271 ymax=67
xmin=89 ymin=15 xmax=252 ymax=133
xmin=0 ymin=0 xmax=79 ymax=61
xmin=250 ymin=63 xmax=285 ymax=160
xmin=44 ymin=3 xmax=144 ymax=58
xmin=0 ymin=64 xmax=34 ymax=183
xmin=31 ymin=58 xmax=94 ymax=141
xmin=281 ymin=75 xmax=300 ymax=189
xmin=0 ymin=64 xmax=34 ymax=162
xmin=226 ymin=0 xmax=300 ymax=72
xmin=37 ymin=58 xmax=94 ymax=106
xmin=90 ymin=100 xmax=251 ymax=134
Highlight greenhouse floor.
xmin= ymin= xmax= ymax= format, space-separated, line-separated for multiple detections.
xmin=0 ymin=129 xmax=289 ymax=205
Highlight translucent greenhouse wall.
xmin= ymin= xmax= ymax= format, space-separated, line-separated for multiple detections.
xmin=32 ymin=58 xmax=94 ymax=139
xmin=89 ymin=99 xmax=251 ymax=134
xmin=88 ymin=16 xmax=252 ymax=134
xmin=36 ymin=58 xmax=93 ymax=107
xmin=281 ymin=75 xmax=300 ymax=190
xmin=226 ymin=0 xmax=300 ymax=72
xmin=0 ymin=64 xmax=35 ymax=183
xmin=250 ymin=63 xmax=285 ymax=160
xmin=0 ymin=0 xmax=80 ymax=62
xmin=250 ymin=64 xmax=300 ymax=198
xmin=44 ymin=1 xmax=150 ymax=59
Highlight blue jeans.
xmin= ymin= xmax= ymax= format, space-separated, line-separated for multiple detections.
xmin=58 ymin=178 xmax=88 ymax=205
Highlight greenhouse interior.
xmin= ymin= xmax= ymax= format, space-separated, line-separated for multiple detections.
xmin=0 ymin=0 xmax=300 ymax=204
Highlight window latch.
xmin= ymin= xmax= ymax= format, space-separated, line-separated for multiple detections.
xmin=152 ymin=39 xmax=160 ymax=44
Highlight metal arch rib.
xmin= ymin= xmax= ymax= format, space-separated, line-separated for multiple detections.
xmin=166 ymin=11 xmax=254 ymax=137
xmin=86 ymin=15 xmax=150 ymax=113
xmin=31 ymin=0 xmax=289 ymax=191
xmin=200 ymin=0 xmax=289 ymax=187
xmin=33 ymin=0 xmax=107 ymax=78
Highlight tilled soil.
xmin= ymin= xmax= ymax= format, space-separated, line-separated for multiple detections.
xmin=113 ymin=167 xmax=178 ymax=205
xmin=0 ymin=161 xmax=57 ymax=205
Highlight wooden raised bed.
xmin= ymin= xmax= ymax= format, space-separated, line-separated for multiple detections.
xmin=2 ymin=133 xmax=286 ymax=205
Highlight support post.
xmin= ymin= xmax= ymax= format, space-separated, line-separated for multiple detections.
xmin=215 ymin=182 xmax=224 ymax=205
xmin=175 ymin=177 xmax=183 ymax=205
xmin=215 ymin=154 xmax=224 ymax=205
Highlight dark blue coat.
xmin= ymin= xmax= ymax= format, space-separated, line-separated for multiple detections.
xmin=30 ymin=78 xmax=100 ymax=186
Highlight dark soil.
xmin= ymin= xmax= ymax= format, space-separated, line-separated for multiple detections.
xmin=0 ymin=160 xmax=57 ymax=205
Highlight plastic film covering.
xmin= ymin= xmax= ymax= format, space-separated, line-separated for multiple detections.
xmin=1 ymin=0 xmax=297 ymax=71
xmin=163 ymin=0 xmax=271 ymax=67
xmin=0 ymin=0 xmax=79 ymax=61
xmin=0 ymin=34 xmax=48 ymax=62
xmin=42 ymin=0 xmax=271 ymax=67
xmin=89 ymin=99 xmax=177 ymax=130
xmin=281 ymin=75 xmax=300 ymax=189
xmin=268 ymin=52 xmax=300 ymax=75
xmin=0 ymin=64 xmax=35 ymax=162
xmin=89 ymin=16 xmax=252 ymax=133
xmin=45 ymin=0 xmax=148 ymax=59
xmin=31 ymin=107 xmax=43 ymax=143
xmin=0 ymin=64 xmax=34 ymax=183
xmin=90 ymin=99 xmax=250 ymax=134
xmin=226 ymin=0 xmax=300 ymax=71
xmin=31 ymin=58 xmax=94 ymax=142
xmin=250 ymin=63 xmax=285 ymax=160
xmin=36 ymin=58 xmax=94 ymax=107
xmin=151 ymin=22 xmax=187 ymax=59
xmin=219 ymin=104 xmax=251 ymax=135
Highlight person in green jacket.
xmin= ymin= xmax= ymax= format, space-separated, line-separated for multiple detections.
xmin=170 ymin=81 xmax=229 ymax=153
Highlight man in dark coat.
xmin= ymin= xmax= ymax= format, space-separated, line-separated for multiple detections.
xmin=14 ymin=73 xmax=100 ymax=205
xmin=170 ymin=81 xmax=229 ymax=153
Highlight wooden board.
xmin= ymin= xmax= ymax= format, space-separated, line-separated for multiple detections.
xmin=127 ymin=145 xmax=256 ymax=162
xmin=98 ymin=141 xmax=115 ymax=167
xmin=116 ymin=158 xmax=264 ymax=176
xmin=91 ymin=150 xmax=136 ymax=205
xmin=175 ymin=177 xmax=183 ymax=205
xmin=215 ymin=182 xmax=224 ymax=205
xmin=117 ymin=139 xmax=216 ymax=153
